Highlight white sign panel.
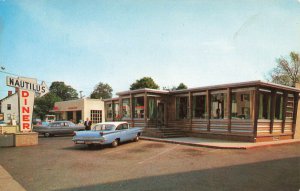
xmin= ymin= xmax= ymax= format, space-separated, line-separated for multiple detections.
xmin=6 ymin=76 xmax=49 ymax=96
xmin=5 ymin=76 xmax=49 ymax=132
xmin=19 ymin=90 xmax=35 ymax=132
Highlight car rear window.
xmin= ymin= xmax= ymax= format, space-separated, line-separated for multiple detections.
xmin=93 ymin=124 xmax=115 ymax=131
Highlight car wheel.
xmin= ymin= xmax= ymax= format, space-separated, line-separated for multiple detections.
xmin=111 ymin=139 xmax=119 ymax=148
xmin=134 ymin=135 xmax=140 ymax=142
xmin=44 ymin=132 xmax=51 ymax=137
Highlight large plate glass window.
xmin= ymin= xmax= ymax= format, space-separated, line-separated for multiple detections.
xmin=122 ymin=98 xmax=131 ymax=118
xmin=210 ymin=92 xmax=227 ymax=119
xmin=148 ymin=97 xmax=157 ymax=120
xmin=285 ymin=94 xmax=294 ymax=120
xmin=192 ymin=94 xmax=207 ymax=119
xmin=258 ymin=90 xmax=271 ymax=119
xmin=106 ymin=103 xmax=113 ymax=119
xmin=274 ymin=92 xmax=283 ymax=120
xmin=231 ymin=91 xmax=252 ymax=120
xmin=176 ymin=96 xmax=189 ymax=119
xmin=133 ymin=97 xmax=144 ymax=118
xmin=113 ymin=102 xmax=119 ymax=119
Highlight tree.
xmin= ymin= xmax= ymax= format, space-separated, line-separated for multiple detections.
xmin=130 ymin=77 xmax=159 ymax=90
xmin=162 ymin=83 xmax=188 ymax=91
xmin=34 ymin=92 xmax=62 ymax=120
xmin=90 ymin=82 xmax=113 ymax=99
xmin=176 ymin=83 xmax=188 ymax=90
xmin=49 ymin=81 xmax=78 ymax=101
xmin=268 ymin=52 xmax=300 ymax=87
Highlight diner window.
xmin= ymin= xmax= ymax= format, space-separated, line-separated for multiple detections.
xmin=133 ymin=97 xmax=144 ymax=118
xmin=176 ymin=96 xmax=189 ymax=119
xmin=113 ymin=103 xmax=119 ymax=119
xmin=231 ymin=92 xmax=251 ymax=119
xmin=286 ymin=94 xmax=294 ymax=120
xmin=7 ymin=104 xmax=11 ymax=110
xmin=106 ymin=103 xmax=113 ymax=119
xmin=258 ymin=91 xmax=271 ymax=119
xmin=274 ymin=93 xmax=283 ymax=120
xmin=122 ymin=98 xmax=131 ymax=118
xmin=90 ymin=110 xmax=102 ymax=123
xmin=211 ymin=93 xmax=227 ymax=119
xmin=192 ymin=95 xmax=207 ymax=119
xmin=148 ymin=97 xmax=157 ymax=119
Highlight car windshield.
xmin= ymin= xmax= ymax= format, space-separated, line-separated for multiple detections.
xmin=68 ymin=122 xmax=75 ymax=126
xmin=93 ymin=124 xmax=115 ymax=131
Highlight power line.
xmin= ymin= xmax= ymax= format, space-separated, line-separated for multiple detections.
xmin=0 ymin=69 xmax=52 ymax=84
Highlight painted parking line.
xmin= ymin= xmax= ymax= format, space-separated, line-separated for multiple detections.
xmin=101 ymin=142 xmax=145 ymax=155
xmin=138 ymin=144 xmax=179 ymax=165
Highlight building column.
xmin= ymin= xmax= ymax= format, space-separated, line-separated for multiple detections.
xmin=281 ymin=92 xmax=288 ymax=133
xmin=130 ymin=94 xmax=134 ymax=127
xmin=227 ymin=88 xmax=231 ymax=133
xmin=72 ymin=111 xmax=77 ymax=123
xmin=206 ymin=90 xmax=211 ymax=132
xmin=189 ymin=92 xmax=192 ymax=131
xmin=144 ymin=92 xmax=148 ymax=128
xmin=292 ymin=92 xmax=299 ymax=137
xmin=253 ymin=86 xmax=260 ymax=140
xmin=270 ymin=90 xmax=276 ymax=134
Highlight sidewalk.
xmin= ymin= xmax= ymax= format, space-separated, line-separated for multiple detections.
xmin=141 ymin=136 xmax=300 ymax=149
xmin=0 ymin=165 xmax=26 ymax=191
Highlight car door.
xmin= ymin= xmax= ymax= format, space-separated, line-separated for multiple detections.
xmin=49 ymin=122 xmax=63 ymax=134
xmin=125 ymin=124 xmax=137 ymax=140
xmin=122 ymin=123 xmax=133 ymax=141
xmin=61 ymin=122 xmax=73 ymax=134
xmin=116 ymin=124 xmax=128 ymax=142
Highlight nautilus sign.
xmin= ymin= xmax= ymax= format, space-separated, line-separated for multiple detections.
xmin=6 ymin=76 xmax=49 ymax=132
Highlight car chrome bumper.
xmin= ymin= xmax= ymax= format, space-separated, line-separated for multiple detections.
xmin=72 ymin=137 xmax=105 ymax=144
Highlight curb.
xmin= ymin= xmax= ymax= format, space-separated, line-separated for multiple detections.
xmin=140 ymin=136 xmax=300 ymax=150
xmin=0 ymin=165 xmax=26 ymax=191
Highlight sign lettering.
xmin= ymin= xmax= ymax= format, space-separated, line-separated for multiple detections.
xmin=6 ymin=76 xmax=49 ymax=96
xmin=19 ymin=90 xmax=35 ymax=132
xmin=6 ymin=76 xmax=49 ymax=132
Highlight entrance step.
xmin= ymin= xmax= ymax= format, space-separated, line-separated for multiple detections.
xmin=142 ymin=128 xmax=188 ymax=138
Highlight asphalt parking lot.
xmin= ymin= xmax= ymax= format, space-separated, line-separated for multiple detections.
xmin=0 ymin=136 xmax=300 ymax=191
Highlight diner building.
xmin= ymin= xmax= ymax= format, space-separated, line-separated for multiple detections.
xmin=52 ymin=98 xmax=105 ymax=124
xmin=104 ymin=81 xmax=300 ymax=142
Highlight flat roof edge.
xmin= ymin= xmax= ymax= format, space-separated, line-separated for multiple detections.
xmin=116 ymin=88 xmax=169 ymax=96
xmin=111 ymin=80 xmax=300 ymax=97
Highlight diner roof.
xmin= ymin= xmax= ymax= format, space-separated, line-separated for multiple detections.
xmin=116 ymin=88 xmax=170 ymax=96
xmin=171 ymin=80 xmax=300 ymax=94
xmin=104 ymin=80 xmax=300 ymax=101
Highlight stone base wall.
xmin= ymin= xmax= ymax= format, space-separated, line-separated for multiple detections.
xmin=14 ymin=132 xmax=38 ymax=147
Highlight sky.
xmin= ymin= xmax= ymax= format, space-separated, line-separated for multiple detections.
xmin=0 ymin=0 xmax=300 ymax=98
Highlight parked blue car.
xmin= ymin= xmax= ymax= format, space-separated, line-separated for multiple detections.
xmin=72 ymin=122 xmax=142 ymax=148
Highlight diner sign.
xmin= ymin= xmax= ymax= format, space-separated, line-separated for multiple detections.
xmin=19 ymin=90 xmax=35 ymax=132
xmin=6 ymin=76 xmax=49 ymax=132
xmin=6 ymin=76 xmax=49 ymax=96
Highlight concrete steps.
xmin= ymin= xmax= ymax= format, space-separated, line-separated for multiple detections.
xmin=142 ymin=128 xmax=188 ymax=138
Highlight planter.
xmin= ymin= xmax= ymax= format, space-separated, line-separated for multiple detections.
xmin=0 ymin=134 xmax=15 ymax=147
xmin=14 ymin=132 xmax=38 ymax=147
